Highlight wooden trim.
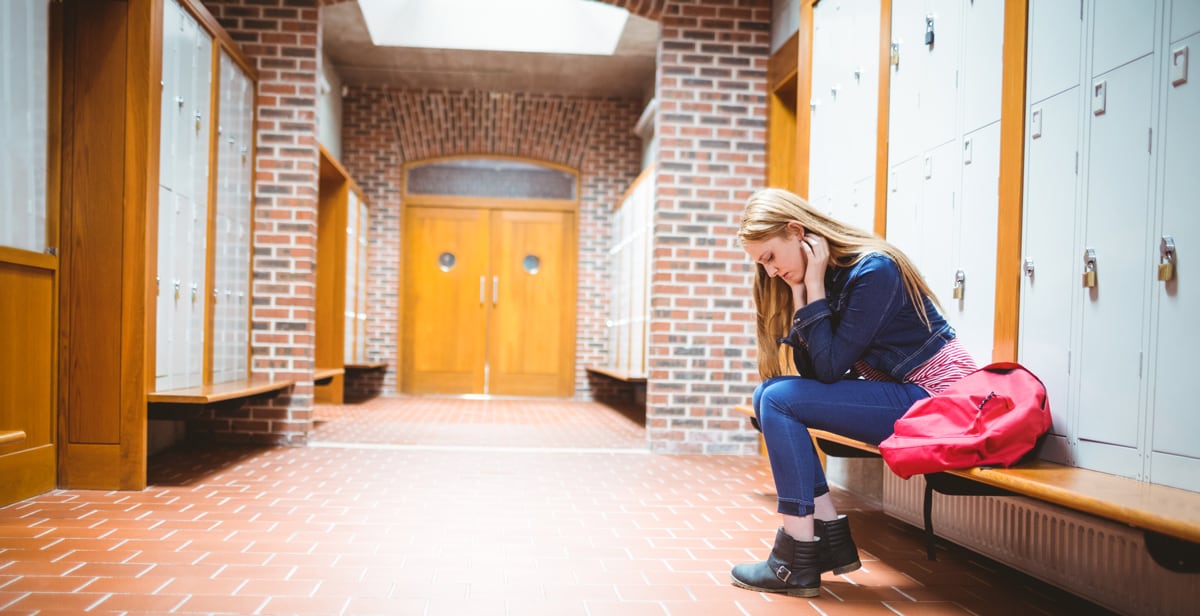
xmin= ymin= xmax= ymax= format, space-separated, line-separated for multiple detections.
xmin=0 ymin=246 xmax=57 ymax=271
xmin=203 ymin=41 xmax=221 ymax=387
xmin=177 ymin=0 xmax=257 ymax=82
xmin=795 ymin=0 xmax=817 ymax=199
xmin=874 ymin=0 xmax=893 ymax=238
xmin=148 ymin=376 xmax=293 ymax=404
xmin=768 ymin=31 xmax=799 ymax=90
xmin=404 ymin=194 xmax=578 ymax=213
xmin=614 ymin=164 xmax=656 ymax=212
xmin=992 ymin=0 xmax=1029 ymax=363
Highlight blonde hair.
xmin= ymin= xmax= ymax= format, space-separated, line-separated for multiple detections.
xmin=737 ymin=188 xmax=940 ymax=380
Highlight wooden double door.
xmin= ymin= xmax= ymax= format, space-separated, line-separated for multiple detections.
xmin=402 ymin=206 xmax=576 ymax=397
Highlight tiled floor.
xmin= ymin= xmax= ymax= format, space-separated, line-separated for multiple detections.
xmin=0 ymin=397 xmax=1114 ymax=615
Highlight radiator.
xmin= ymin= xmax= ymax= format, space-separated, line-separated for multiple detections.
xmin=882 ymin=472 xmax=1198 ymax=616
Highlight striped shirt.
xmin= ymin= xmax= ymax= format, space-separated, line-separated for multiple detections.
xmin=853 ymin=338 xmax=978 ymax=395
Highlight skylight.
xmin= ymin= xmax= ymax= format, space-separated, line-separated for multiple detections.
xmin=358 ymin=0 xmax=630 ymax=56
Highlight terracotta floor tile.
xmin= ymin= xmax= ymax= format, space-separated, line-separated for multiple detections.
xmin=0 ymin=397 xmax=1118 ymax=615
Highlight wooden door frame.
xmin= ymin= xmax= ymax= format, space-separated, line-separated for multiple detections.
xmin=399 ymin=156 xmax=581 ymax=396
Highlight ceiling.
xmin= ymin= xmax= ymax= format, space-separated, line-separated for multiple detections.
xmin=320 ymin=2 xmax=661 ymax=100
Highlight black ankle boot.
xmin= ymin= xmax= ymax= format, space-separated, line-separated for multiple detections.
xmin=730 ymin=528 xmax=823 ymax=597
xmin=815 ymin=515 xmax=861 ymax=574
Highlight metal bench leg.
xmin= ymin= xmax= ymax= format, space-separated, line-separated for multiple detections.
xmin=924 ymin=481 xmax=937 ymax=561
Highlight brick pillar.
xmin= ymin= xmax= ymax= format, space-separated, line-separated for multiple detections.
xmin=646 ymin=0 xmax=770 ymax=454
xmin=203 ymin=0 xmax=320 ymax=445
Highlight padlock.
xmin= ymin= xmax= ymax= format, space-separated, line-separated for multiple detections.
xmin=952 ymin=270 xmax=965 ymax=299
xmin=1082 ymin=270 xmax=1096 ymax=288
xmin=1082 ymin=248 xmax=1097 ymax=288
xmin=953 ymin=286 xmax=963 ymax=300
xmin=925 ymin=15 xmax=935 ymax=46
xmin=1159 ymin=236 xmax=1176 ymax=282
xmin=1158 ymin=262 xmax=1175 ymax=281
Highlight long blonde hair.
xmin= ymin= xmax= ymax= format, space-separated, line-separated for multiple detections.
xmin=737 ymin=188 xmax=940 ymax=380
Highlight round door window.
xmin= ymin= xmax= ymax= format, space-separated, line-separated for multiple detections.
xmin=523 ymin=254 xmax=540 ymax=275
xmin=438 ymin=252 xmax=456 ymax=272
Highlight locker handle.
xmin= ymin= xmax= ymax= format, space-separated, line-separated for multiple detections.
xmin=493 ymin=276 xmax=499 ymax=306
xmin=1023 ymin=259 xmax=1035 ymax=279
xmin=479 ymin=276 xmax=485 ymax=306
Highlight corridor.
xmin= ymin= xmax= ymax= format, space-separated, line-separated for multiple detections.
xmin=0 ymin=398 xmax=1111 ymax=615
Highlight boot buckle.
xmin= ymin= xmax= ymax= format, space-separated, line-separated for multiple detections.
xmin=774 ymin=565 xmax=792 ymax=582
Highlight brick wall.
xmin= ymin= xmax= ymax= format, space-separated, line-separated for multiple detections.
xmin=645 ymin=0 xmax=769 ymax=454
xmin=341 ymin=89 xmax=643 ymax=398
xmin=200 ymin=0 xmax=321 ymax=445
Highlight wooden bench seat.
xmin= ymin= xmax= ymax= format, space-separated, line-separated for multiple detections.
xmin=733 ymin=404 xmax=1200 ymax=570
xmin=585 ymin=365 xmax=647 ymax=383
xmin=345 ymin=361 xmax=387 ymax=370
xmin=148 ymin=377 xmax=294 ymax=405
xmin=313 ymin=367 xmax=344 ymax=385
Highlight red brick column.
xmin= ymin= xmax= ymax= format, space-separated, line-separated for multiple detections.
xmin=202 ymin=0 xmax=321 ymax=445
xmin=645 ymin=0 xmax=770 ymax=454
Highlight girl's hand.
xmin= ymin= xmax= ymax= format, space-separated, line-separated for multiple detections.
xmin=801 ymin=234 xmax=829 ymax=302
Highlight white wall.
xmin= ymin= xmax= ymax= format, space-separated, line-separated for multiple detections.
xmin=319 ymin=52 xmax=345 ymax=160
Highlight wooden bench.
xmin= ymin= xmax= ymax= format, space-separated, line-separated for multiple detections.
xmin=733 ymin=404 xmax=1200 ymax=572
xmin=585 ymin=365 xmax=647 ymax=383
xmin=313 ymin=367 xmax=344 ymax=386
xmin=148 ymin=377 xmax=294 ymax=406
xmin=345 ymin=361 xmax=387 ymax=371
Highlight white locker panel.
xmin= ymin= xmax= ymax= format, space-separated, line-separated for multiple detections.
xmin=170 ymin=192 xmax=191 ymax=390
xmin=886 ymin=157 xmax=925 ymax=267
xmin=808 ymin=0 xmax=839 ymax=205
xmin=1018 ymin=88 xmax=1080 ymax=444
xmin=845 ymin=0 xmax=881 ymax=189
xmin=1149 ymin=30 xmax=1200 ymax=488
xmin=344 ymin=191 xmax=359 ymax=363
xmin=187 ymin=198 xmax=207 ymax=387
xmin=0 ymin=0 xmax=50 ymax=253
xmin=919 ymin=0 xmax=962 ymax=151
xmin=159 ymin=0 xmax=182 ymax=200
xmin=888 ymin=0 xmax=929 ymax=166
xmin=1170 ymin=0 xmax=1200 ymax=43
xmin=1091 ymin=0 xmax=1157 ymax=77
xmin=1027 ymin=0 xmax=1084 ymax=104
xmin=843 ymin=176 xmax=876 ymax=234
xmin=917 ymin=142 xmax=959 ymax=309
xmin=960 ymin=0 xmax=1005 ymax=134
xmin=356 ymin=199 xmax=369 ymax=364
xmin=1076 ymin=55 xmax=1155 ymax=451
xmin=155 ymin=185 xmax=176 ymax=391
xmin=951 ymin=122 xmax=1000 ymax=363
xmin=186 ymin=19 xmax=213 ymax=208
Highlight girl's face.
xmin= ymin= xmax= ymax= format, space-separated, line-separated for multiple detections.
xmin=743 ymin=222 xmax=808 ymax=285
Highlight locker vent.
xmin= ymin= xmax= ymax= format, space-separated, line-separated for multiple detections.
xmin=882 ymin=473 xmax=1197 ymax=616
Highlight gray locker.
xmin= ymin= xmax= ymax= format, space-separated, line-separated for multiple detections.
xmin=1018 ymin=87 xmax=1081 ymax=460
xmin=1075 ymin=55 xmax=1155 ymax=472
xmin=1092 ymin=0 xmax=1157 ymax=77
xmin=952 ymin=121 xmax=1000 ymax=363
xmin=1149 ymin=30 xmax=1200 ymax=490
xmin=1028 ymin=0 xmax=1084 ymax=105
xmin=960 ymin=0 xmax=1005 ymax=134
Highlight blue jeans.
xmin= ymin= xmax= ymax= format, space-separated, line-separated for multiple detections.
xmin=752 ymin=376 xmax=929 ymax=517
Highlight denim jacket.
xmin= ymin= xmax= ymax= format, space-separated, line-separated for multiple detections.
xmin=781 ymin=252 xmax=955 ymax=383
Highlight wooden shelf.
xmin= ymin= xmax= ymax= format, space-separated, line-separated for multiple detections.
xmin=148 ymin=377 xmax=293 ymax=405
xmin=314 ymin=367 xmax=345 ymax=385
xmin=586 ymin=366 xmax=647 ymax=383
xmin=345 ymin=362 xmax=387 ymax=370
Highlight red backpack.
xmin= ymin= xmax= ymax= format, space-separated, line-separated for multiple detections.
xmin=878 ymin=362 xmax=1052 ymax=479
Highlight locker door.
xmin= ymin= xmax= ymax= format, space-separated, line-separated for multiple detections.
xmin=1148 ymin=30 xmax=1200 ymax=491
xmin=960 ymin=0 xmax=1005 ymax=134
xmin=488 ymin=210 xmax=576 ymax=397
xmin=953 ymin=122 xmax=1000 ymax=363
xmin=1018 ymin=88 xmax=1081 ymax=457
xmin=888 ymin=0 xmax=928 ymax=166
xmin=402 ymin=207 xmax=490 ymax=394
xmin=1075 ymin=56 xmax=1155 ymax=472
xmin=885 ymin=156 xmax=924 ymax=266
xmin=918 ymin=141 xmax=959 ymax=308
xmin=1027 ymin=0 xmax=1084 ymax=104
xmin=1170 ymin=0 xmax=1200 ymax=43
xmin=919 ymin=0 xmax=961 ymax=151
xmin=808 ymin=0 xmax=840 ymax=207
xmin=155 ymin=186 xmax=175 ymax=390
xmin=1092 ymin=0 xmax=1156 ymax=77
xmin=845 ymin=176 xmax=875 ymax=235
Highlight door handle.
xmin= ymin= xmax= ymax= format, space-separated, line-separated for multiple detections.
xmin=493 ymin=276 xmax=499 ymax=306
xmin=479 ymin=276 xmax=485 ymax=305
